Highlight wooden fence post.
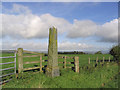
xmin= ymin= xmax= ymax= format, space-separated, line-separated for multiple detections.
xmin=88 ymin=57 xmax=90 ymax=64
xmin=103 ymin=57 xmax=105 ymax=63
xmin=40 ymin=55 xmax=42 ymax=72
xmin=96 ymin=57 xmax=98 ymax=64
xmin=109 ymin=57 xmax=110 ymax=62
xmin=64 ymin=56 xmax=66 ymax=68
xmin=17 ymin=48 xmax=23 ymax=73
xmin=74 ymin=56 xmax=79 ymax=73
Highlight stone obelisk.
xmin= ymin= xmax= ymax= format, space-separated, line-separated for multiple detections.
xmin=46 ymin=26 xmax=60 ymax=77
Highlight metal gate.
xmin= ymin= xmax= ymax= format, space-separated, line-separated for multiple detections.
xmin=0 ymin=51 xmax=16 ymax=84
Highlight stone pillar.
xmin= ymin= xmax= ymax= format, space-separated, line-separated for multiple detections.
xmin=46 ymin=27 xmax=60 ymax=77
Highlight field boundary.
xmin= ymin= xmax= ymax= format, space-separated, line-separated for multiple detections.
xmin=0 ymin=51 xmax=16 ymax=84
xmin=17 ymin=48 xmax=80 ymax=73
xmin=17 ymin=48 xmax=43 ymax=73
xmin=58 ymin=56 xmax=79 ymax=73
xmin=88 ymin=56 xmax=114 ymax=64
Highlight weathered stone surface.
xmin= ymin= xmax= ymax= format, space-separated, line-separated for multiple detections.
xmin=46 ymin=27 xmax=60 ymax=77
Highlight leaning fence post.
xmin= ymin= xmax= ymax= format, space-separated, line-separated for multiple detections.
xmin=103 ymin=57 xmax=105 ymax=63
xmin=88 ymin=57 xmax=90 ymax=64
xmin=109 ymin=57 xmax=110 ymax=62
xmin=17 ymin=48 xmax=23 ymax=73
xmin=40 ymin=55 xmax=42 ymax=72
xmin=64 ymin=56 xmax=66 ymax=68
xmin=74 ymin=56 xmax=79 ymax=73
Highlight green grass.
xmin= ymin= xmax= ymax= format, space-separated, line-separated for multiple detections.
xmin=2 ymin=63 xmax=118 ymax=88
xmin=1 ymin=53 xmax=119 ymax=88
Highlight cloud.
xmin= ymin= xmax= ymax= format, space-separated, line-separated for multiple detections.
xmin=58 ymin=41 xmax=93 ymax=51
xmin=119 ymin=18 xmax=120 ymax=44
xmin=96 ymin=19 xmax=118 ymax=42
xmin=2 ymin=3 xmax=71 ymax=39
xmin=2 ymin=3 xmax=118 ymax=43
xmin=0 ymin=14 xmax=2 ymax=36
xmin=2 ymin=40 xmax=112 ymax=53
xmin=2 ymin=13 xmax=71 ymax=39
xmin=2 ymin=13 xmax=118 ymax=43
xmin=4 ymin=3 xmax=31 ymax=14
xmin=58 ymin=41 xmax=113 ymax=52
xmin=2 ymin=41 xmax=48 ymax=51
xmin=67 ymin=19 xmax=98 ymax=38
xmin=67 ymin=18 xmax=118 ymax=43
xmin=2 ymin=41 xmax=94 ymax=51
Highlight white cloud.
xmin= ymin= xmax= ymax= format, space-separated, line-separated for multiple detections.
xmin=96 ymin=19 xmax=118 ymax=42
xmin=2 ymin=41 xmax=94 ymax=51
xmin=0 ymin=14 xmax=2 ymax=36
xmin=67 ymin=19 xmax=98 ymax=38
xmin=119 ymin=18 xmax=120 ymax=43
xmin=2 ymin=13 xmax=71 ymax=39
xmin=2 ymin=40 xmax=112 ymax=53
xmin=2 ymin=41 xmax=48 ymax=51
xmin=67 ymin=18 xmax=118 ymax=43
xmin=4 ymin=3 xmax=31 ymax=14
xmin=2 ymin=13 xmax=118 ymax=43
xmin=58 ymin=41 xmax=93 ymax=51
xmin=2 ymin=3 xmax=118 ymax=43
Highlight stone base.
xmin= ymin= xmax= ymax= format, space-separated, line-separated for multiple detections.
xmin=46 ymin=67 xmax=60 ymax=77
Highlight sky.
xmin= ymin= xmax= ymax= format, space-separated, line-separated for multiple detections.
xmin=0 ymin=2 xmax=118 ymax=53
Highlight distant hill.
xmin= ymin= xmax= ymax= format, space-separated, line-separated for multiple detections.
xmin=0 ymin=50 xmax=16 ymax=53
xmin=0 ymin=50 xmax=109 ymax=54
xmin=0 ymin=50 xmax=48 ymax=54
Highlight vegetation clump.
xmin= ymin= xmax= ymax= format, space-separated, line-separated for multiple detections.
xmin=109 ymin=45 xmax=120 ymax=61
xmin=95 ymin=51 xmax=102 ymax=54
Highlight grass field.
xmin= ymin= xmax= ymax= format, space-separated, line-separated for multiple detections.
xmin=1 ymin=53 xmax=119 ymax=88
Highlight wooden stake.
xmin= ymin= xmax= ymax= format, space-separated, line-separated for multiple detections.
xmin=17 ymin=48 xmax=23 ymax=73
xmin=88 ymin=57 xmax=90 ymax=64
xmin=103 ymin=57 xmax=105 ymax=63
xmin=109 ymin=57 xmax=110 ymax=62
xmin=96 ymin=57 xmax=98 ymax=64
xmin=40 ymin=55 xmax=42 ymax=72
xmin=64 ymin=56 xmax=66 ymax=68
xmin=74 ymin=56 xmax=79 ymax=73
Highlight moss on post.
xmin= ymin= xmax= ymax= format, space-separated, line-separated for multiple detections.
xmin=46 ymin=27 xmax=60 ymax=77
xmin=17 ymin=48 xmax=23 ymax=73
